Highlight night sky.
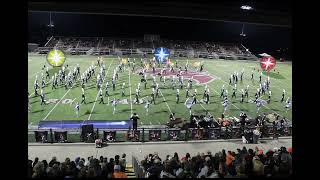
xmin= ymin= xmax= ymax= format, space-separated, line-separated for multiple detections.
xmin=28 ymin=12 xmax=291 ymax=58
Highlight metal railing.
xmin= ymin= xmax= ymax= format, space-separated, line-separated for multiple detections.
xmin=28 ymin=125 xmax=292 ymax=143
xmin=132 ymin=156 xmax=147 ymax=178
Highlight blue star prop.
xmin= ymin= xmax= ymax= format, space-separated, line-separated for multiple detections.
xmin=154 ymin=47 xmax=170 ymax=63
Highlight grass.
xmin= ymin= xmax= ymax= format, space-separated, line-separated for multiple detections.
xmin=28 ymin=55 xmax=292 ymax=127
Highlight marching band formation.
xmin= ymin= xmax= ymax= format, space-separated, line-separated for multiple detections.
xmin=29 ymin=56 xmax=291 ymax=121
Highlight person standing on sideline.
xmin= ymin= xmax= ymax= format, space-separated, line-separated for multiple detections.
xmin=75 ymin=102 xmax=80 ymax=117
xmin=112 ymin=98 xmax=118 ymax=114
xmin=252 ymin=127 xmax=261 ymax=144
xmin=176 ymin=89 xmax=180 ymax=103
xmin=130 ymin=113 xmax=140 ymax=131
xmin=145 ymin=99 xmax=151 ymax=115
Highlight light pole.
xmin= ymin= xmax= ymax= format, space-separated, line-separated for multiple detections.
xmin=240 ymin=24 xmax=246 ymax=45
xmin=47 ymin=12 xmax=54 ymax=36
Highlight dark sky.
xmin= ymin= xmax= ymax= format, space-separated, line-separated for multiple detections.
xmin=28 ymin=12 xmax=291 ymax=56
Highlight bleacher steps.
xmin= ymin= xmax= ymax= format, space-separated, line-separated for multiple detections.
xmin=125 ymin=164 xmax=136 ymax=178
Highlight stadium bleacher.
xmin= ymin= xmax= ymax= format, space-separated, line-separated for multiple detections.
xmin=35 ymin=36 xmax=257 ymax=60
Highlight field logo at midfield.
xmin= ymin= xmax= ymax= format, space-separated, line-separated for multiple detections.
xmin=143 ymin=68 xmax=216 ymax=84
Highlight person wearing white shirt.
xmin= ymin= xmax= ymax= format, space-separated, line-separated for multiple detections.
xmin=253 ymin=128 xmax=261 ymax=144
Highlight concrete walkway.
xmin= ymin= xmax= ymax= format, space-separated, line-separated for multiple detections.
xmin=28 ymin=137 xmax=292 ymax=163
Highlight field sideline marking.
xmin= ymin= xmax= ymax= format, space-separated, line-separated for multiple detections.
xmin=128 ymin=68 xmax=133 ymax=116
xmin=87 ymin=59 xmax=114 ymax=121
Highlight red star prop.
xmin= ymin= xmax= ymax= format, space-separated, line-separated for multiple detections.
xmin=260 ymin=56 xmax=276 ymax=71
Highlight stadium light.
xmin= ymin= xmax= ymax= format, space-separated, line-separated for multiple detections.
xmin=47 ymin=12 xmax=55 ymax=28
xmin=240 ymin=5 xmax=253 ymax=10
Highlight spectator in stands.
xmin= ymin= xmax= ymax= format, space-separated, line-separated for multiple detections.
xmin=33 ymin=157 xmax=39 ymax=168
xmin=218 ymin=160 xmax=227 ymax=178
xmin=147 ymin=158 xmax=163 ymax=178
xmin=28 ymin=159 xmax=33 ymax=178
xmin=160 ymin=163 xmax=176 ymax=178
xmin=226 ymin=151 xmax=236 ymax=175
xmin=112 ymin=165 xmax=128 ymax=178
xmin=181 ymin=152 xmax=191 ymax=162
xmin=75 ymin=157 xmax=80 ymax=166
xmin=78 ymin=168 xmax=87 ymax=178
xmin=207 ymin=164 xmax=219 ymax=178
xmin=49 ymin=156 xmax=57 ymax=167
xmin=76 ymin=159 xmax=85 ymax=171
xmin=101 ymin=158 xmax=109 ymax=177
xmin=279 ymin=147 xmax=292 ymax=176
xmin=107 ymin=158 xmax=115 ymax=177
xmin=120 ymin=153 xmax=127 ymax=172
xmin=32 ymin=161 xmax=45 ymax=178
xmin=115 ymin=155 xmax=120 ymax=165
xmin=197 ymin=160 xmax=209 ymax=178
xmin=252 ymin=156 xmax=264 ymax=177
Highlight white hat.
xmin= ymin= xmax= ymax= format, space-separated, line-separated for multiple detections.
xmin=205 ymin=156 xmax=210 ymax=162
xmin=154 ymin=159 xmax=160 ymax=164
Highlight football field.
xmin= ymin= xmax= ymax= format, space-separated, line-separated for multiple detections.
xmin=28 ymin=55 xmax=292 ymax=126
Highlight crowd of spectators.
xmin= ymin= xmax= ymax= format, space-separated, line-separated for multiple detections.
xmin=28 ymin=144 xmax=292 ymax=178
xmin=28 ymin=154 xmax=128 ymax=178
xmin=141 ymin=146 xmax=292 ymax=178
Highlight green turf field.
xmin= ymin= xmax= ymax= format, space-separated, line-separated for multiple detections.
xmin=28 ymin=55 xmax=292 ymax=126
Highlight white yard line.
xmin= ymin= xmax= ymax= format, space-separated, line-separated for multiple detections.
xmin=87 ymin=59 xmax=114 ymax=121
xmin=31 ymin=70 xmax=41 ymax=78
xmin=199 ymin=103 xmax=220 ymax=124
xmin=87 ymin=94 xmax=99 ymax=121
xmin=128 ymin=69 xmax=133 ymax=116
xmin=42 ymin=88 xmax=72 ymax=120
xmin=199 ymin=103 xmax=212 ymax=116
xmin=158 ymin=89 xmax=173 ymax=114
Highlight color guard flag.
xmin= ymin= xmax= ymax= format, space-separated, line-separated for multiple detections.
xmin=167 ymin=59 xmax=174 ymax=66
xmin=122 ymin=58 xmax=128 ymax=65
xmin=145 ymin=63 xmax=150 ymax=70
xmin=192 ymin=61 xmax=201 ymax=67
xmin=260 ymin=56 xmax=276 ymax=71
